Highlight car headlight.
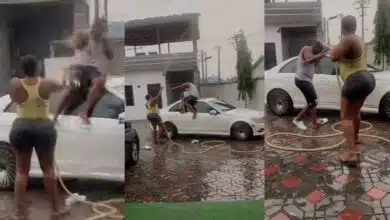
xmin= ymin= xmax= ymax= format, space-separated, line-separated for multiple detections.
xmin=251 ymin=117 xmax=264 ymax=123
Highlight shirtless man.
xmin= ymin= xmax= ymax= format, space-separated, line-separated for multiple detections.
xmin=331 ymin=15 xmax=376 ymax=165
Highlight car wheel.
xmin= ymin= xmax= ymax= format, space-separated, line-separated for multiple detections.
xmin=267 ymin=89 xmax=294 ymax=116
xmin=379 ymin=93 xmax=390 ymax=119
xmin=231 ymin=122 xmax=252 ymax=141
xmin=163 ymin=122 xmax=178 ymax=139
xmin=125 ymin=140 xmax=139 ymax=169
xmin=0 ymin=143 xmax=16 ymax=190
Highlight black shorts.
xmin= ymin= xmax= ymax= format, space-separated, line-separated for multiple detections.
xmin=68 ymin=65 xmax=102 ymax=90
xmin=183 ymin=95 xmax=198 ymax=108
xmin=342 ymin=70 xmax=376 ymax=101
xmin=295 ymin=78 xmax=318 ymax=107
xmin=9 ymin=119 xmax=57 ymax=155
xmin=147 ymin=113 xmax=162 ymax=127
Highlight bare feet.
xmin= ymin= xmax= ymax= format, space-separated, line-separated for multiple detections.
xmin=9 ymin=212 xmax=28 ymax=220
xmin=312 ymin=123 xmax=321 ymax=129
xmin=340 ymin=151 xmax=360 ymax=166
xmin=52 ymin=206 xmax=70 ymax=219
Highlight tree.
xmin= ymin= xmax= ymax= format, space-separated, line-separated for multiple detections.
xmin=373 ymin=0 xmax=390 ymax=70
xmin=235 ymin=30 xmax=254 ymax=107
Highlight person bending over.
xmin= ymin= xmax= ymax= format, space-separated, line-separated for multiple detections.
xmin=292 ymin=41 xmax=329 ymax=130
xmin=145 ymin=87 xmax=164 ymax=144
xmin=9 ymin=55 xmax=68 ymax=219
xmin=172 ymin=82 xmax=199 ymax=119
xmin=331 ymin=15 xmax=375 ymax=165
xmin=54 ymin=17 xmax=113 ymax=124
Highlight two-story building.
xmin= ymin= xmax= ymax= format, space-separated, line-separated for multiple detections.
xmin=0 ymin=0 xmax=90 ymax=93
xmin=125 ymin=13 xmax=200 ymax=121
xmin=264 ymin=0 xmax=323 ymax=70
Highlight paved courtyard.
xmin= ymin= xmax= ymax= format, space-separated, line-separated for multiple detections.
xmin=265 ymin=109 xmax=390 ymax=220
xmin=126 ymin=121 xmax=265 ymax=203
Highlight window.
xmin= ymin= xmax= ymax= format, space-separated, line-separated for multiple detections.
xmin=279 ymin=58 xmax=297 ymax=73
xmin=195 ymin=102 xmax=215 ymax=113
xmin=4 ymin=89 xmax=124 ymax=119
xmin=169 ymin=103 xmax=182 ymax=112
xmin=125 ymin=85 xmax=134 ymax=106
xmin=264 ymin=43 xmax=277 ymax=70
xmin=209 ymin=100 xmax=236 ymax=112
xmin=315 ymin=57 xmax=336 ymax=75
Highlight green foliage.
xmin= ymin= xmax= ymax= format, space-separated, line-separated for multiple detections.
xmin=373 ymin=0 xmax=390 ymax=69
xmin=235 ymin=30 xmax=254 ymax=107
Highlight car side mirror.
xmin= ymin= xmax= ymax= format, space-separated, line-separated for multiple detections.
xmin=118 ymin=112 xmax=125 ymax=124
xmin=209 ymin=110 xmax=218 ymax=115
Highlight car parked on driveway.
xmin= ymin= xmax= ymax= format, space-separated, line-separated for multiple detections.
xmin=159 ymin=98 xmax=265 ymax=141
xmin=125 ymin=120 xmax=140 ymax=169
xmin=0 ymin=76 xmax=125 ymax=190
xmin=265 ymin=55 xmax=390 ymax=118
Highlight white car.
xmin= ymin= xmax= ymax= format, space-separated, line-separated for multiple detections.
xmin=265 ymin=55 xmax=390 ymax=119
xmin=159 ymin=98 xmax=265 ymax=141
xmin=0 ymin=76 xmax=125 ymax=189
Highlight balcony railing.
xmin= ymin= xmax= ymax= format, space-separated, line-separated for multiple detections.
xmin=265 ymin=1 xmax=322 ymax=26
xmin=125 ymin=52 xmax=197 ymax=72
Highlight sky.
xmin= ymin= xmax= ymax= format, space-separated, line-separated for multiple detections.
xmin=91 ymin=0 xmax=264 ymax=79
xmin=89 ymin=0 xmax=377 ymax=78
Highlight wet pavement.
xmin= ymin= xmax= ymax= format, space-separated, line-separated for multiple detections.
xmin=0 ymin=179 xmax=123 ymax=220
xmin=265 ymin=108 xmax=390 ymax=220
xmin=126 ymin=121 xmax=264 ymax=203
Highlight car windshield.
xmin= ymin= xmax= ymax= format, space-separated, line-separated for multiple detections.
xmin=209 ymin=100 xmax=236 ymax=112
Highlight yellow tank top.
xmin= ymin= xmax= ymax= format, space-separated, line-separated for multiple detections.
xmin=146 ymin=102 xmax=159 ymax=114
xmin=16 ymin=78 xmax=50 ymax=119
xmin=339 ymin=41 xmax=367 ymax=81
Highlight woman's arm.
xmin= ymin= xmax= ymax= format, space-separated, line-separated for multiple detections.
xmin=101 ymin=36 xmax=114 ymax=60
xmin=331 ymin=37 xmax=353 ymax=62
xmin=150 ymin=87 xmax=164 ymax=104
xmin=9 ymin=78 xmax=19 ymax=103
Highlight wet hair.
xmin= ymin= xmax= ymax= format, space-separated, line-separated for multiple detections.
xmin=341 ymin=15 xmax=357 ymax=34
xmin=145 ymin=94 xmax=151 ymax=100
xmin=311 ymin=41 xmax=324 ymax=55
xmin=20 ymin=55 xmax=38 ymax=77
xmin=72 ymin=30 xmax=90 ymax=50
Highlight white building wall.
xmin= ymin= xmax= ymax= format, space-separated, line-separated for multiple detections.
xmin=265 ymin=25 xmax=283 ymax=65
xmin=125 ymin=71 xmax=167 ymax=121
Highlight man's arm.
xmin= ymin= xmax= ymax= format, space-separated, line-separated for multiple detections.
xmin=172 ymin=82 xmax=189 ymax=90
xmin=302 ymin=47 xmax=329 ymax=64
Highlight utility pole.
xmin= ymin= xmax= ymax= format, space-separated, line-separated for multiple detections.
xmin=354 ymin=0 xmax=370 ymax=41
xmin=94 ymin=0 xmax=100 ymax=20
xmin=104 ymin=0 xmax=108 ymax=20
xmin=204 ymin=52 xmax=212 ymax=83
xmin=214 ymin=45 xmax=222 ymax=82
xmin=200 ymin=50 xmax=205 ymax=84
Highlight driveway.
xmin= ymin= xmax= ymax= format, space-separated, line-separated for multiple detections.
xmin=126 ymin=120 xmax=264 ymax=202
xmin=265 ymin=107 xmax=390 ymax=220
xmin=0 ymin=179 xmax=123 ymax=220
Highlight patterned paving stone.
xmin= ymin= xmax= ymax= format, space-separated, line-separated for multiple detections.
xmin=126 ymin=129 xmax=264 ymax=202
xmin=265 ymin=112 xmax=390 ymax=219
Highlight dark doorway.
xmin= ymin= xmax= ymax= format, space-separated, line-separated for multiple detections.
xmin=281 ymin=26 xmax=317 ymax=61
xmin=147 ymin=83 xmax=162 ymax=108
xmin=264 ymin=43 xmax=277 ymax=70
xmin=125 ymin=85 xmax=134 ymax=106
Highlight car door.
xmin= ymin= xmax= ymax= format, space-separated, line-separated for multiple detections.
xmin=53 ymin=90 xmax=124 ymax=179
xmin=192 ymin=101 xmax=222 ymax=134
xmin=313 ymin=57 xmax=340 ymax=107
xmin=276 ymin=58 xmax=303 ymax=105
xmin=164 ymin=102 xmax=192 ymax=133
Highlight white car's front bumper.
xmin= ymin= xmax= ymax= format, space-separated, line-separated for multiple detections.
xmin=249 ymin=122 xmax=265 ymax=136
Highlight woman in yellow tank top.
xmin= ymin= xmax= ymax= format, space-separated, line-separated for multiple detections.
xmin=9 ymin=55 xmax=69 ymax=219
xmin=145 ymin=86 xmax=164 ymax=144
xmin=330 ymin=15 xmax=376 ymax=166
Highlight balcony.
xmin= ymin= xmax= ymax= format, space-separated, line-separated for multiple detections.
xmin=125 ymin=52 xmax=197 ymax=72
xmin=265 ymin=0 xmax=322 ymax=26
